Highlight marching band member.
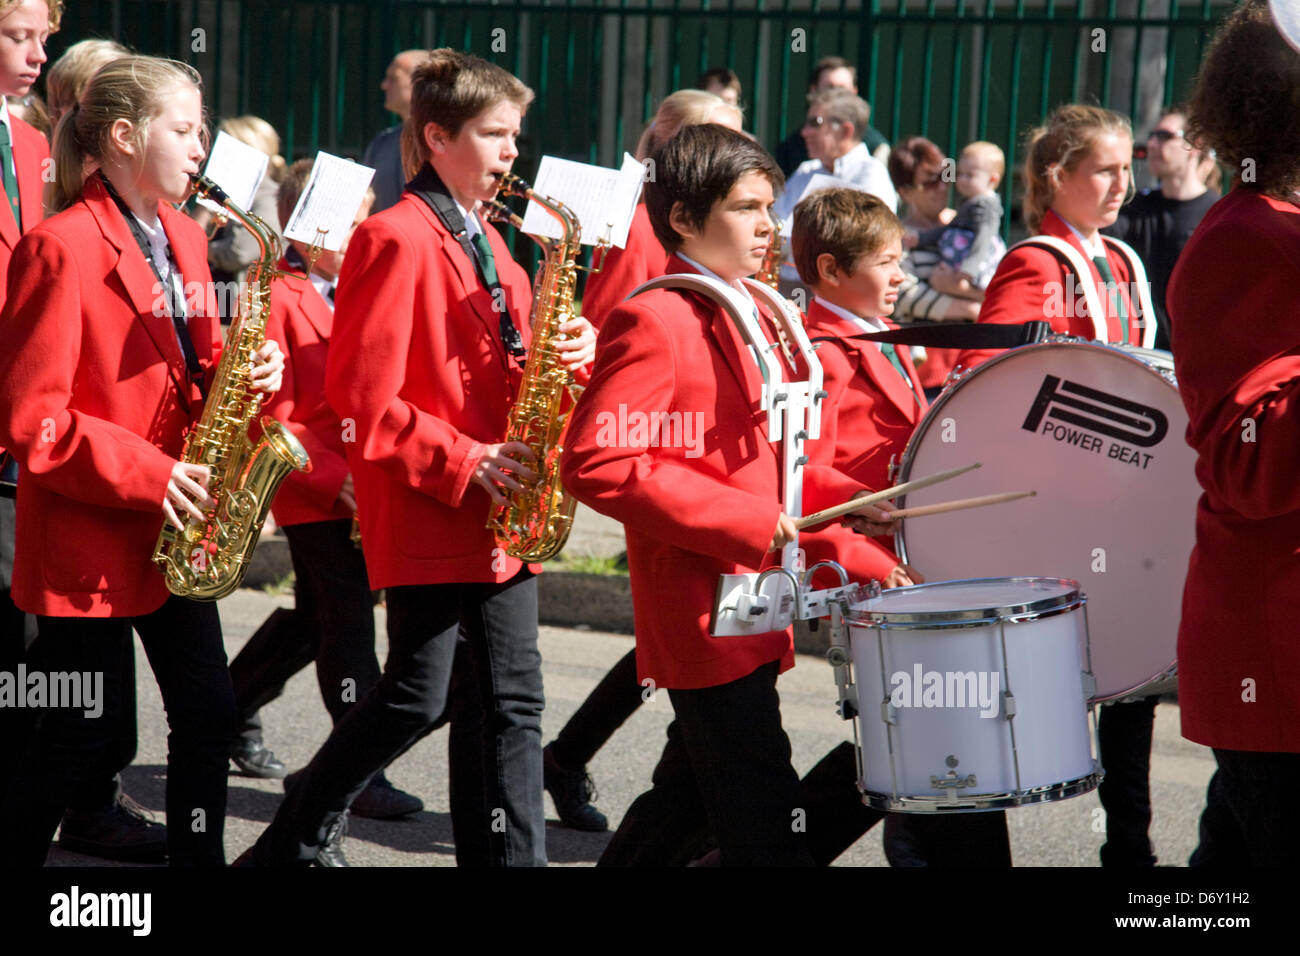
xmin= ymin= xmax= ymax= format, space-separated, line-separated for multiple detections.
xmin=542 ymin=91 xmax=743 ymax=830
xmin=789 ymin=187 xmax=1013 ymax=867
xmin=1168 ymin=0 xmax=1300 ymax=865
xmin=578 ymin=89 xmax=741 ymax=329
xmin=561 ymin=123 xmax=893 ymax=866
xmin=238 ymin=48 xmax=594 ymax=867
xmin=224 ymin=163 xmax=423 ymax=820
xmin=955 ymin=104 xmax=1142 ymax=372
xmin=0 ymin=55 xmax=285 ymax=866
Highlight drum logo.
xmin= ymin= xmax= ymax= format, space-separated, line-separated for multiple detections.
xmin=890 ymin=665 xmax=1002 ymax=718
xmin=1021 ymin=374 xmax=1166 ymax=469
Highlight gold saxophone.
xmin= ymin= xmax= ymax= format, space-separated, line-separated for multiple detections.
xmin=481 ymin=172 xmax=589 ymax=562
xmin=757 ymin=228 xmax=783 ymax=289
xmin=152 ymin=174 xmax=312 ymax=600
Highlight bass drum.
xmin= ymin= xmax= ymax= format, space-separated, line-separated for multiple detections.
xmin=896 ymin=340 xmax=1196 ymax=702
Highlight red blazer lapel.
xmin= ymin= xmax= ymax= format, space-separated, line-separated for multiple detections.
xmin=1041 ymin=209 xmax=1125 ymax=341
xmin=11 ymin=117 xmax=47 ymax=234
xmin=84 ymin=178 xmax=192 ymax=384
xmin=162 ymin=201 xmax=218 ymax=368
xmin=275 ymin=258 xmax=335 ymax=340
xmin=808 ymin=299 xmax=923 ymax=421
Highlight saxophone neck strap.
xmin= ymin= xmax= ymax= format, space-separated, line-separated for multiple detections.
xmin=101 ymin=172 xmax=207 ymax=405
xmin=407 ymin=164 xmax=526 ymax=361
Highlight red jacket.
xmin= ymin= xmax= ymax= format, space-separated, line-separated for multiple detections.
xmin=262 ymin=262 xmax=351 ymax=527
xmin=1168 ymin=187 xmax=1300 ymax=753
xmin=579 ymin=202 xmax=668 ymax=329
xmin=0 ymin=115 xmax=48 ymax=313
xmin=957 ymin=208 xmax=1143 ymax=371
xmin=800 ymin=298 xmax=928 ymax=582
xmin=324 ymin=189 xmax=539 ymax=589
xmin=561 ymin=257 xmax=865 ymax=689
xmin=0 ymin=176 xmax=220 ymax=616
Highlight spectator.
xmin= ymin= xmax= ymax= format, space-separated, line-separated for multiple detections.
xmin=362 ymin=49 xmax=428 ymax=213
xmin=44 ymin=38 xmax=128 ymax=130
xmin=6 ymin=93 xmax=47 ymax=137
xmin=697 ymin=66 xmax=741 ymax=107
xmin=773 ymin=56 xmax=888 ymax=175
xmin=1104 ymin=105 xmax=1220 ymax=351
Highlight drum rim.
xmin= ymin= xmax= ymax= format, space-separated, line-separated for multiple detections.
xmin=858 ymin=767 xmax=1102 ymax=812
xmin=846 ymin=575 xmax=1083 ymax=627
xmin=894 ymin=337 xmax=1176 ymax=565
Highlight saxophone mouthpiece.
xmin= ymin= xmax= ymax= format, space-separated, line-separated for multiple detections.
xmin=190 ymin=173 xmax=229 ymax=206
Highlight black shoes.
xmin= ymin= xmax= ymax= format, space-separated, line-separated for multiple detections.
xmin=543 ymin=743 xmax=608 ymax=832
xmin=352 ymin=775 xmax=424 ymax=819
xmin=231 ymin=738 xmax=288 ymax=779
xmin=283 ymin=769 xmax=423 ymax=820
xmin=59 ymin=793 xmax=168 ymax=864
xmin=316 ymin=811 xmax=350 ymax=867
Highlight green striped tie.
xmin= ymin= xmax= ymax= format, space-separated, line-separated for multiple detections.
xmin=0 ymin=123 xmax=21 ymax=233
xmin=1092 ymin=254 xmax=1128 ymax=345
xmin=880 ymin=342 xmax=912 ymax=386
xmin=470 ymin=229 xmax=498 ymax=287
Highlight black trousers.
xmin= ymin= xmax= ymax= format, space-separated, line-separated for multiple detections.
xmin=1097 ymin=695 xmax=1159 ymax=866
xmin=229 ymin=519 xmax=381 ymax=742
xmin=600 ymin=660 xmax=813 ymax=867
xmin=0 ymin=595 xmax=234 ymax=867
xmin=249 ymin=569 xmax=546 ymax=867
xmin=549 ymin=646 xmax=641 ymax=769
xmin=1189 ymin=748 xmax=1300 ymax=866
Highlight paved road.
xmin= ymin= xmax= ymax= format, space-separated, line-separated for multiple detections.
xmin=45 ymin=586 xmax=1214 ymax=868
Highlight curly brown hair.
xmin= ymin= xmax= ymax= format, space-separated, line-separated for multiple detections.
xmin=1185 ymin=0 xmax=1300 ymax=197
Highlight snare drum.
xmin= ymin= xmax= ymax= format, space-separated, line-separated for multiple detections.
xmin=849 ymin=577 xmax=1099 ymax=811
xmin=896 ymin=340 xmax=1196 ymax=701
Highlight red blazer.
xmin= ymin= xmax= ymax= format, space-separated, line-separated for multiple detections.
xmin=579 ymin=202 xmax=669 ymax=329
xmin=0 ymin=176 xmax=220 ymax=617
xmin=0 ymin=115 xmax=49 ymax=313
xmin=800 ymin=298 xmax=928 ymax=582
xmin=262 ymin=262 xmax=350 ymax=527
xmin=956 ymin=208 xmax=1143 ymax=371
xmin=324 ymin=189 xmax=539 ymax=589
xmin=561 ymin=256 xmax=865 ymax=690
xmin=1168 ymin=187 xmax=1300 ymax=753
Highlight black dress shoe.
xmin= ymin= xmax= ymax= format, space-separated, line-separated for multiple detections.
xmin=316 ymin=811 xmax=350 ymax=867
xmin=351 ymin=774 xmax=423 ymax=820
xmin=231 ymin=739 xmax=288 ymax=779
xmin=543 ymin=743 xmax=608 ymax=832
xmin=59 ymin=793 xmax=168 ymax=864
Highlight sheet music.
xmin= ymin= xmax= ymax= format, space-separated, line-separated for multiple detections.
xmin=282 ymin=151 xmax=376 ymax=252
xmin=197 ymin=131 xmax=268 ymax=214
xmin=518 ymin=153 xmax=643 ymax=248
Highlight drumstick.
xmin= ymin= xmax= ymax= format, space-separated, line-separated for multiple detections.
xmin=887 ymin=490 xmax=1036 ymax=520
xmin=795 ymin=462 xmax=981 ymax=529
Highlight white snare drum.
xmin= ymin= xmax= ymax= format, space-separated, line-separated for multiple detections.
xmin=849 ymin=577 xmax=1099 ymax=811
xmin=897 ymin=340 xmax=1196 ymax=701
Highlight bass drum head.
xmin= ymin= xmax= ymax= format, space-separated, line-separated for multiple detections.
xmin=897 ymin=341 xmax=1196 ymax=701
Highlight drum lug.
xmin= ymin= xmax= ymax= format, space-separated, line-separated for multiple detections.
xmin=879 ymin=699 xmax=896 ymax=725
xmin=1002 ymin=691 xmax=1016 ymax=719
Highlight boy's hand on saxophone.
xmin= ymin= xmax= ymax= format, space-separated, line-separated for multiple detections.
xmin=249 ymin=339 xmax=285 ymax=393
xmin=163 ymin=462 xmax=213 ymax=530
xmin=472 ymin=442 xmax=538 ymax=505
xmin=553 ymin=316 xmax=596 ymax=369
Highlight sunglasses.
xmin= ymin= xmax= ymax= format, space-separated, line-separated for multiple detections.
xmin=1147 ymin=129 xmax=1184 ymax=144
xmin=802 ymin=115 xmax=839 ymax=129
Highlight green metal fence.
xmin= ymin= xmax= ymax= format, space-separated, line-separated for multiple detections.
xmin=52 ymin=0 xmax=1236 ymax=238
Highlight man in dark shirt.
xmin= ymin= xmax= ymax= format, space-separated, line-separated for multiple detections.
xmin=361 ymin=50 xmax=429 ymax=214
xmin=1105 ymin=107 xmax=1220 ymax=351
xmin=772 ymin=56 xmax=888 ymax=176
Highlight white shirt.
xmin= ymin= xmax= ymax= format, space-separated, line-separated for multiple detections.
xmin=774 ymin=142 xmax=899 ymax=226
xmin=1060 ymin=216 xmax=1107 ymax=259
xmin=132 ymin=212 xmax=189 ymax=342
xmin=814 ymin=296 xmax=887 ymax=351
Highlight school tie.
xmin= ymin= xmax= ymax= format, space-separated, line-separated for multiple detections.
xmin=880 ymin=342 xmax=913 ymax=388
xmin=1092 ymin=254 xmax=1129 ymax=344
xmin=0 ymin=122 xmax=22 ymax=233
xmin=470 ymin=230 xmax=499 ymax=287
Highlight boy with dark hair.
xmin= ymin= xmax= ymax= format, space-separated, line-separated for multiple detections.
xmin=562 ymin=124 xmax=892 ymax=866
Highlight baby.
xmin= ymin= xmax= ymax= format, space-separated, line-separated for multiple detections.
xmin=903 ymin=141 xmax=1007 ymax=299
